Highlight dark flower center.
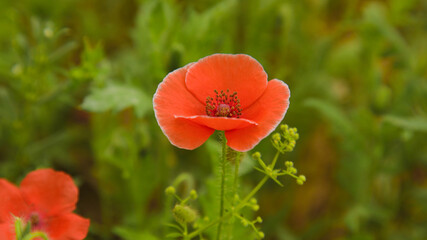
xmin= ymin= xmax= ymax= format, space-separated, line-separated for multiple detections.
xmin=205 ymin=90 xmax=242 ymax=118
xmin=30 ymin=213 xmax=40 ymax=228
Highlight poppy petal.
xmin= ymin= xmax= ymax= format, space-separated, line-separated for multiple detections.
xmin=20 ymin=169 xmax=78 ymax=217
xmin=176 ymin=115 xmax=257 ymax=131
xmin=225 ymin=79 xmax=290 ymax=151
xmin=45 ymin=213 xmax=90 ymax=240
xmin=154 ymin=64 xmax=215 ymax=150
xmin=186 ymin=54 xmax=268 ymax=109
xmin=0 ymin=223 xmax=15 ymax=240
xmin=0 ymin=179 xmax=28 ymax=222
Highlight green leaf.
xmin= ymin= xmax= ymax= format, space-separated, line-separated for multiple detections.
xmin=81 ymin=84 xmax=151 ymax=117
xmin=383 ymin=115 xmax=427 ymax=132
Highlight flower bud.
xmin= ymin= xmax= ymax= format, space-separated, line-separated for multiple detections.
xmin=272 ymin=133 xmax=281 ymax=141
xmin=190 ymin=190 xmax=198 ymax=200
xmin=241 ymin=218 xmax=249 ymax=227
xmin=252 ymin=152 xmax=261 ymax=160
xmin=289 ymin=167 xmax=297 ymax=174
xmin=258 ymin=231 xmax=265 ymax=239
xmin=165 ymin=186 xmax=176 ymax=196
xmin=280 ymin=124 xmax=288 ymax=132
xmin=173 ymin=205 xmax=198 ymax=224
xmin=252 ymin=204 xmax=260 ymax=211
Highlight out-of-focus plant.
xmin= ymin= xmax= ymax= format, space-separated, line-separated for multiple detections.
xmin=1 ymin=0 xmax=426 ymax=239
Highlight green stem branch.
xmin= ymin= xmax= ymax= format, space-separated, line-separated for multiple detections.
xmin=237 ymin=151 xmax=280 ymax=210
xmin=232 ymin=152 xmax=241 ymax=198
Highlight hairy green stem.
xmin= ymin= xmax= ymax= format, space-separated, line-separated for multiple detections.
xmin=216 ymin=131 xmax=228 ymax=240
xmin=188 ymin=150 xmax=281 ymax=239
xmin=232 ymin=152 xmax=241 ymax=197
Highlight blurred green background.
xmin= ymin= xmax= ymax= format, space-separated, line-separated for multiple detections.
xmin=1 ymin=0 xmax=427 ymax=239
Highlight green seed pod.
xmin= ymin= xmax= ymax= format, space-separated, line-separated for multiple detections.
xmin=173 ymin=205 xmax=198 ymax=225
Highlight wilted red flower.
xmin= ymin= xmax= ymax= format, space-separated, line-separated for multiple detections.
xmin=153 ymin=54 xmax=290 ymax=151
xmin=0 ymin=169 xmax=90 ymax=240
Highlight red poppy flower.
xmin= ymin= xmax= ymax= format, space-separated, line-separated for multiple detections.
xmin=153 ymin=54 xmax=290 ymax=151
xmin=0 ymin=169 xmax=90 ymax=240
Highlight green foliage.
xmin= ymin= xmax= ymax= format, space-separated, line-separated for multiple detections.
xmin=82 ymin=84 xmax=151 ymax=118
xmin=1 ymin=0 xmax=426 ymax=239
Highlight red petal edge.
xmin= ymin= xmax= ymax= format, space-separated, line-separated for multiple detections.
xmin=186 ymin=54 xmax=268 ymax=109
xmin=153 ymin=64 xmax=215 ymax=149
xmin=0 ymin=179 xmax=28 ymax=222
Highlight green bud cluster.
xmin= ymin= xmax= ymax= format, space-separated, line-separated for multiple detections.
xmin=284 ymin=161 xmax=307 ymax=185
xmin=253 ymin=125 xmax=306 ymax=188
xmin=235 ymin=213 xmax=265 ymax=239
xmin=273 ymin=124 xmax=299 ymax=153
xmin=296 ymin=175 xmax=306 ymax=185
xmin=285 ymin=161 xmax=297 ymax=174
xmin=249 ymin=198 xmax=260 ymax=211
xmin=165 ymin=185 xmax=201 ymax=229
xmin=165 ymin=185 xmax=198 ymax=204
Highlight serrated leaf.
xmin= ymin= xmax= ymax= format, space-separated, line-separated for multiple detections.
xmin=81 ymin=84 xmax=151 ymax=117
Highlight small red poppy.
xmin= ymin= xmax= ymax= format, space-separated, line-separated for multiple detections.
xmin=0 ymin=169 xmax=90 ymax=240
xmin=153 ymin=54 xmax=290 ymax=151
